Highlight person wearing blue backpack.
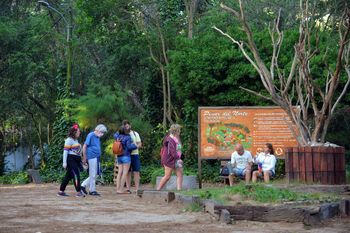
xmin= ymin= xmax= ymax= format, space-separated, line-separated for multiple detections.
xmin=122 ymin=120 xmax=142 ymax=194
xmin=113 ymin=125 xmax=138 ymax=194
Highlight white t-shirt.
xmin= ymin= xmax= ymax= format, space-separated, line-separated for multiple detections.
xmin=230 ymin=150 xmax=253 ymax=169
xmin=130 ymin=130 xmax=141 ymax=155
xmin=255 ymin=152 xmax=276 ymax=173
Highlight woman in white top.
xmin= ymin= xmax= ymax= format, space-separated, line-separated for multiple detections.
xmin=252 ymin=143 xmax=276 ymax=183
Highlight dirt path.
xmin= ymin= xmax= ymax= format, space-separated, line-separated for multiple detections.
xmin=0 ymin=184 xmax=349 ymax=233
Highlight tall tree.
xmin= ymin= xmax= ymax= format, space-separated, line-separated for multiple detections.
xmin=213 ymin=0 xmax=350 ymax=145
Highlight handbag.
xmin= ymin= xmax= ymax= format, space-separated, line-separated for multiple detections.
xmin=220 ymin=165 xmax=230 ymax=176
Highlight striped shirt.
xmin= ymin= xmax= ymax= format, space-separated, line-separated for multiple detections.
xmin=63 ymin=137 xmax=82 ymax=156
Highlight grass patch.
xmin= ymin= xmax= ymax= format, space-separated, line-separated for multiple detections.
xmin=0 ymin=171 xmax=29 ymax=184
xmin=183 ymin=202 xmax=202 ymax=212
xmin=179 ymin=182 xmax=340 ymax=204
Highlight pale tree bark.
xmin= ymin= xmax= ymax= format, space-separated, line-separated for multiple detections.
xmin=149 ymin=46 xmax=167 ymax=127
xmin=156 ymin=21 xmax=173 ymax=125
xmin=132 ymin=4 xmax=174 ymax=128
xmin=213 ymin=0 xmax=350 ymax=145
xmin=184 ymin=0 xmax=199 ymax=39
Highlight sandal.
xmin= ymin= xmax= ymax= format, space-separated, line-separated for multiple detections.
xmin=116 ymin=190 xmax=131 ymax=194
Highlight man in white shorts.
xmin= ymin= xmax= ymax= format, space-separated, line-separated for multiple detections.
xmin=227 ymin=144 xmax=253 ymax=186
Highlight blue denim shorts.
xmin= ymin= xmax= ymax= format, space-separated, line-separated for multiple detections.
xmin=129 ymin=154 xmax=141 ymax=172
xmin=227 ymin=162 xmax=246 ymax=177
xmin=117 ymin=156 xmax=131 ymax=164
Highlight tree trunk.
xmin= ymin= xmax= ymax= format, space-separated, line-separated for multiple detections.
xmin=184 ymin=0 xmax=198 ymax=39
xmin=214 ymin=0 xmax=350 ymax=145
xmin=0 ymin=128 xmax=5 ymax=175
xmin=161 ymin=66 xmax=167 ymax=128
xmin=166 ymin=70 xmax=173 ymax=124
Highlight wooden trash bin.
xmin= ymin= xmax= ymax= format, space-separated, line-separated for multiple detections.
xmin=285 ymin=146 xmax=346 ymax=185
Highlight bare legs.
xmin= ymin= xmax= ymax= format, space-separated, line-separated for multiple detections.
xmin=228 ymin=174 xmax=234 ymax=186
xmin=157 ymin=166 xmax=183 ymax=191
xmin=116 ymin=163 xmax=131 ymax=193
xmin=229 ymin=170 xmax=251 ymax=186
xmin=126 ymin=171 xmax=140 ymax=192
xmin=157 ymin=166 xmax=172 ymax=190
xmin=175 ymin=167 xmax=183 ymax=190
xmin=252 ymin=170 xmax=271 ymax=183
xmin=245 ymin=169 xmax=251 ymax=184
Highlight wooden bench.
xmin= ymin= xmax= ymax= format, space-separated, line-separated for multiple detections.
xmin=219 ymin=160 xmax=276 ymax=185
xmin=219 ymin=160 xmax=231 ymax=185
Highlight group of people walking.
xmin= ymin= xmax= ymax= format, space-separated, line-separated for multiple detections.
xmin=57 ymin=121 xmax=184 ymax=197
xmin=57 ymin=124 xmax=107 ymax=197
xmin=57 ymin=121 xmax=143 ymax=197
xmin=57 ymin=121 xmax=276 ymax=197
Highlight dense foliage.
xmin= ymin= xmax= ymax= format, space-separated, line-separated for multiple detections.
xmin=0 ymin=0 xmax=349 ymax=184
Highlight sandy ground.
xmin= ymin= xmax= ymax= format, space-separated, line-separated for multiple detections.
xmin=0 ymin=184 xmax=349 ymax=233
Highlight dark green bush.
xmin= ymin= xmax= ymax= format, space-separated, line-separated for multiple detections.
xmin=0 ymin=171 xmax=29 ymax=184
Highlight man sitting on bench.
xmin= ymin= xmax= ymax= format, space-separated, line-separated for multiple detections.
xmin=227 ymin=144 xmax=253 ymax=186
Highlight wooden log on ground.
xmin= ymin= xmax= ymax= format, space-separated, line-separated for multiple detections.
xmin=213 ymin=204 xmax=305 ymax=222
xmin=141 ymin=191 xmax=175 ymax=204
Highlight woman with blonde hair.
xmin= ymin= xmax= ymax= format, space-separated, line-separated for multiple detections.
xmin=157 ymin=124 xmax=183 ymax=191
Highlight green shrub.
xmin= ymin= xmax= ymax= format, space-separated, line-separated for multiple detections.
xmin=183 ymin=202 xmax=202 ymax=212
xmin=0 ymin=171 xmax=29 ymax=184
xmin=150 ymin=167 xmax=165 ymax=186
xmin=180 ymin=183 xmax=340 ymax=203
xmin=140 ymin=164 xmax=159 ymax=184
xmin=40 ymin=168 xmax=66 ymax=183
xmin=99 ymin=160 xmax=115 ymax=184
xmin=275 ymin=159 xmax=285 ymax=179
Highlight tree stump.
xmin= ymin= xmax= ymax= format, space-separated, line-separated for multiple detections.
xmin=27 ymin=169 xmax=42 ymax=184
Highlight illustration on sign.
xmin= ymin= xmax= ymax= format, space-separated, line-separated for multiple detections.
xmin=199 ymin=107 xmax=299 ymax=159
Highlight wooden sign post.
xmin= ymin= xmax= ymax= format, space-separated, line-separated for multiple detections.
xmin=198 ymin=106 xmax=299 ymax=188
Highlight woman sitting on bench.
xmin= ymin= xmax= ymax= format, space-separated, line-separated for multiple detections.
xmin=252 ymin=143 xmax=276 ymax=183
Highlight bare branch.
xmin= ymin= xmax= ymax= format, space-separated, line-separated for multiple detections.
xmin=331 ymin=68 xmax=350 ymax=114
xmin=269 ymin=9 xmax=283 ymax=81
xmin=219 ymin=3 xmax=240 ymax=18
xmin=332 ymin=43 xmax=350 ymax=114
xmin=283 ymin=51 xmax=298 ymax=95
xmin=239 ymin=86 xmax=272 ymax=101
xmin=149 ymin=46 xmax=162 ymax=67
xmin=212 ymin=27 xmax=257 ymax=69
xmin=324 ymin=11 xmax=350 ymax=105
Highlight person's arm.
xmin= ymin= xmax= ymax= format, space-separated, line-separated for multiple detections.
xmin=168 ymin=140 xmax=177 ymax=159
xmin=82 ymin=144 xmax=88 ymax=164
xmin=255 ymin=153 xmax=261 ymax=164
xmin=246 ymin=153 xmax=253 ymax=169
xmin=62 ymin=138 xmax=71 ymax=169
xmin=126 ymin=137 xmax=138 ymax=151
xmin=230 ymin=153 xmax=236 ymax=167
xmin=62 ymin=150 xmax=68 ymax=169
xmin=135 ymin=132 xmax=142 ymax=149
xmin=265 ymin=156 xmax=276 ymax=171
xmin=82 ymin=133 xmax=92 ymax=164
